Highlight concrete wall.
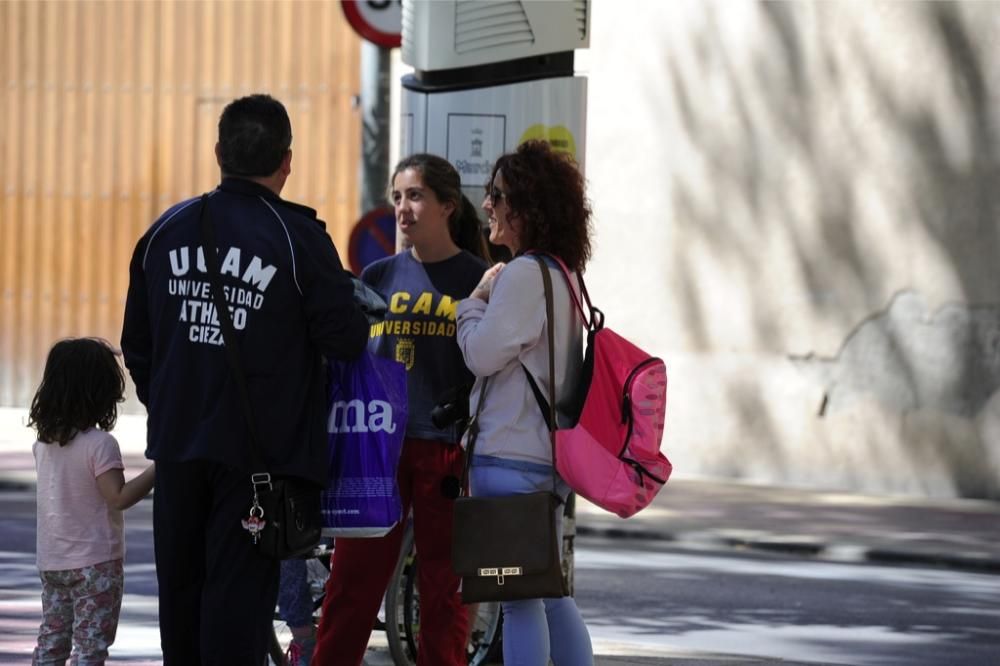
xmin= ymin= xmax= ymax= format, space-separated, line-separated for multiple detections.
xmin=582 ymin=0 xmax=1000 ymax=498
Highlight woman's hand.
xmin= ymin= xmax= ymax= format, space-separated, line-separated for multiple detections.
xmin=470 ymin=262 xmax=505 ymax=302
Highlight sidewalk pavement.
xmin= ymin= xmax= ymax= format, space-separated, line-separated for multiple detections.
xmin=575 ymin=474 xmax=1000 ymax=576
xmin=4 ymin=407 xmax=999 ymax=577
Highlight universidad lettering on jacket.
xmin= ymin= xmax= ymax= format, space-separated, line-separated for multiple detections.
xmin=167 ymin=245 xmax=277 ymax=346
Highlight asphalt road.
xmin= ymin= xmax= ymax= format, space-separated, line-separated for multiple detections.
xmin=2 ymin=492 xmax=999 ymax=665
xmin=574 ymin=537 xmax=1000 ymax=666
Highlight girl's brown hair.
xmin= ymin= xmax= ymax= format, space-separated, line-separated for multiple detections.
xmin=390 ymin=154 xmax=489 ymax=261
xmin=28 ymin=338 xmax=125 ymax=446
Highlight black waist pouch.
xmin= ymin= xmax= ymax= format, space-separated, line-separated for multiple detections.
xmin=256 ymin=477 xmax=322 ymax=560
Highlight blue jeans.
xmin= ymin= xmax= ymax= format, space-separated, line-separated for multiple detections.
xmin=470 ymin=461 xmax=594 ymax=666
xmin=278 ymin=559 xmax=313 ymax=628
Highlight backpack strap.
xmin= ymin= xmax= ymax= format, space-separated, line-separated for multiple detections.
xmin=529 ymin=251 xmax=601 ymax=331
xmin=525 ymin=255 xmax=560 ymax=471
xmin=520 ymin=251 xmax=588 ymax=429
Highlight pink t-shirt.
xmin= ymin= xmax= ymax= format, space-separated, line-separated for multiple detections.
xmin=33 ymin=428 xmax=126 ymax=571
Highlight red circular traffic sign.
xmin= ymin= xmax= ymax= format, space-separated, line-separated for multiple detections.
xmin=341 ymin=1 xmax=402 ymax=49
xmin=348 ymin=207 xmax=396 ymax=275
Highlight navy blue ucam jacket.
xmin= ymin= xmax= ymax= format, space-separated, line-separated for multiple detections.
xmin=121 ymin=177 xmax=369 ymax=486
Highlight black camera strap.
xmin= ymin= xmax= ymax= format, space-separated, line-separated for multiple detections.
xmin=459 ymin=376 xmax=490 ymax=495
xmin=197 ymin=193 xmax=272 ymax=543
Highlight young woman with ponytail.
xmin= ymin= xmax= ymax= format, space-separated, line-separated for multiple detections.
xmin=313 ymin=154 xmax=489 ymax=666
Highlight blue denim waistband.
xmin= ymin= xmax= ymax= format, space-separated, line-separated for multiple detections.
xmin=471 ymin=454 xmax=553 ymax=476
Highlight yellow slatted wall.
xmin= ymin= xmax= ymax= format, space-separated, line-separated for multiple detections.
xmin=0 ymin=0 xmax=363 ymax=407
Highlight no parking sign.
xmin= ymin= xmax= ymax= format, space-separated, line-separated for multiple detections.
xmin=348 ymin=207 xmax=396 ymax=275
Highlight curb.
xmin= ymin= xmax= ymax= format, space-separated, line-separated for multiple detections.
xmin=8 ymin=480 xmax=999 ymax=576
xmin=575 ymin=524 xmax=1000 ymax=576
xmin=864 ymin=548 xmax=1000 ymax=574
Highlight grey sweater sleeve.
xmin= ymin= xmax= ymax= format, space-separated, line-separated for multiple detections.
xmin=456 ymin=258 xmax=546 ymax=377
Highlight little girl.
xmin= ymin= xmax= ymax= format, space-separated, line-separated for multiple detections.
xmin=28 ymin=338 xmax=155 ymax=665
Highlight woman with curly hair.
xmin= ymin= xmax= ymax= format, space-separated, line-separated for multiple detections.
xmin=456 ymin=140 xmax=594 ymax=665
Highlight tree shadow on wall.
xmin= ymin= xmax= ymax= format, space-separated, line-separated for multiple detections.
xmin=648 ymin=1 xmax=1000 ymax=496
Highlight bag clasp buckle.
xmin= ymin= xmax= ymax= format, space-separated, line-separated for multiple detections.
xmin=478 ymin=566 xmax=522 ymax=585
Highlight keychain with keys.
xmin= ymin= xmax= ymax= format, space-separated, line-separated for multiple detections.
xmin=241 ymin=489 xmax=267 ymax=543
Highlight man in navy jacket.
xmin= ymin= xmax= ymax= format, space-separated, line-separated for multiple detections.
xmin=121 ymin=94 xmax=368 ymax=665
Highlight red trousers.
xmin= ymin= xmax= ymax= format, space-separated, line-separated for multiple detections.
xmin=313 ymin=437 xmax=469 ymax=666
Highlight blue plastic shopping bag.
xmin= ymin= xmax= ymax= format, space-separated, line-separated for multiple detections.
xmin=322 ymin=351 xmax=407 ymax=537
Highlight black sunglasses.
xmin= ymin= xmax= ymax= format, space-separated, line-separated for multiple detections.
xmin=486 ymin=185 xmax=507 ymax=206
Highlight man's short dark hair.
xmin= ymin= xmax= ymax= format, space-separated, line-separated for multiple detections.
xmin=217 ymin=94 xmax=292 ymax=177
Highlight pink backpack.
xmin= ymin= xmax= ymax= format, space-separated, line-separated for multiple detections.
xmin=526 ymin=254 xmax=672 ymax=518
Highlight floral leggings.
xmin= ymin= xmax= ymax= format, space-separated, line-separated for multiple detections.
xmin=34 ymin=559 xmax=124 ymax=666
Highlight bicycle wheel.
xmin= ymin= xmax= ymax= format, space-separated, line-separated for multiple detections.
xmin=268 ymin=544 xmax=332 ymax=665
xmin=466 ymin=601 xmax=503 ymax=665
xmin=385 ymin=525 xmax=503 ymax=666
xmin=385 ymin=525 xmax=418 ymax=664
